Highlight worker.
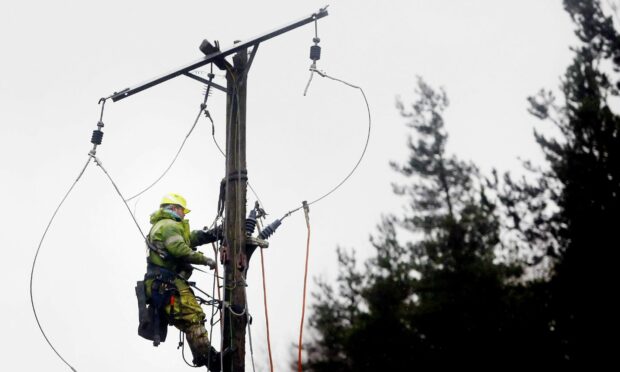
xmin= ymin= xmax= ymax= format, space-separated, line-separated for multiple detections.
xmin=141 ymin=193 xmax=223 ymax=371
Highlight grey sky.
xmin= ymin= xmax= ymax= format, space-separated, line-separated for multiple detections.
xmin=1 ymin=1 xmax=575 ymax=371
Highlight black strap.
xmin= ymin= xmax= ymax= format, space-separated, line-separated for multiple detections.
xmin=145 ymin=262 xmax=178 ymax=283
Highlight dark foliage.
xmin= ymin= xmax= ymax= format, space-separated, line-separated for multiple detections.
xmin=302 ymin=78 xmax=556 ymax=370
xmin=301 ymin=0 xmax=619 ymax=368
xmin=503 ymin=0 xmax=620 ymax=364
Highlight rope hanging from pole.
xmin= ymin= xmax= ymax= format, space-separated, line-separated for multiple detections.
xmin=257 ymin=218 xmax=275 ymax=372
xmin=297 ymin=201 xmax=311 ymax=372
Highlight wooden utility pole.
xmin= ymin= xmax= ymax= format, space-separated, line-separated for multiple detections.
xmin=106 ymin=9 xmax=329 ymax=372
xmin=222 ymin=47 xmax=248 ymax=371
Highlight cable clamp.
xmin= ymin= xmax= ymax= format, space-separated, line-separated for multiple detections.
xmin=226 ymin=169 xmax=248 ymax=182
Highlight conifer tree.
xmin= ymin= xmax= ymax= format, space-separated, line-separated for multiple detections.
xmin=303 ymin=79 xmax=538 ymax=369
xmin=499 ymin=0 xmax=620 ymax=363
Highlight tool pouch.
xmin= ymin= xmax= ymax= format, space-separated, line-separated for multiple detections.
xmin=135 ymin=280 xmax=168 ymax=346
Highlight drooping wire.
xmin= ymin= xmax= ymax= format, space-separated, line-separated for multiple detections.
xmin=297 ymin=202 xmax=311 ymax=372
xmin=29 ymin=158 xmax=91 ymax=372
xmin=208 ymin=110 xmax=226 ymax=157
xmin=94 ymin=150 xmax=228 ymax=372
xmin=91 ymin=155 xmax=148 ymax=240
xmin=124 ymin=104 xmax=206 ymax=202
xmin=305 ymin=69 xmax=371 ymax=207
xmin=30 ymin=96 xmax=111 ymax=372
xmin=209 ymin=106 xmax=266 ymax=215
xmin=92 ymin=153 xmax=227 ymax=366
xmin=303 ymin=69 xmax=315 ymax=97
xmin=180 ymin=332 xmax=200 ymax=368
xmin=244 ymin=282 xmax=257 ymax=372
xmin=282 ymin=70 xmax=372 ymax=220
xmin=124 ymin=66 xmax=217 ymax=202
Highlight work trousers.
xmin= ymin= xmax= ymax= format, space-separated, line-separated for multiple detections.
xmin=147 ymin=277 xmax=216 ymax=367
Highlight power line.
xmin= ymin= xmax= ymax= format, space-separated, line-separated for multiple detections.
xmin=124 ymin=104 xmax=205 ymax=202
xmin=282 ymin=69 xmax=372 ymax=219
xmin=30 ymin=157 xmax=91 ymax=372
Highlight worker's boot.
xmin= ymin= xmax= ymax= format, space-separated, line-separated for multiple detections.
xmin=185 ymin=324 xmax=221 ymax=372
xmin=206 ymin=346 xmax=221 ymax=372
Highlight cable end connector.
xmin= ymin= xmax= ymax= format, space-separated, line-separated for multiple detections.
xmin=302 ymin=200 xmax=310 ymax=224
xmin=254 ymin=201 xmax=268 ymax=219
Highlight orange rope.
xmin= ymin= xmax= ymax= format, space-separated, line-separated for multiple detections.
xmin=260 ymin=247 xmax=274 ymax=372
xmin=298 ymin=203 xmax=311 ymax=372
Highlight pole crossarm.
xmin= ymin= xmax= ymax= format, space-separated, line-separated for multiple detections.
xmin=108 ymin=7 xmax=328 ymax=102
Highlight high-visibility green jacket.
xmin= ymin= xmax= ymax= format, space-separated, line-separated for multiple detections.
xmin=146 ymin=208 xmax=209 ymax=277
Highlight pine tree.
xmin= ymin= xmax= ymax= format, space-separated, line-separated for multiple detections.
xmin=501 ymin=0 xmax=620 ymax=363
xmin=303 ymin=78 xmax=547 ymax=369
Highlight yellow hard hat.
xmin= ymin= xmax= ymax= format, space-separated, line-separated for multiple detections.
xmin=160 ymin=193 xmax=191 ymax=214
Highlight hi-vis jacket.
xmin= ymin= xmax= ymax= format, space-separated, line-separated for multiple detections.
xmin=147 ymin=208 xmax=209 ymax=277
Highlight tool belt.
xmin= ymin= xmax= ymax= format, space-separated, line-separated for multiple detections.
xmin=135 ymin=263 xmax=179 ymax=346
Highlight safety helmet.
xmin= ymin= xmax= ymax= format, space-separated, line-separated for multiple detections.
xmin=160 ymin=193 xmax=191 ymax=214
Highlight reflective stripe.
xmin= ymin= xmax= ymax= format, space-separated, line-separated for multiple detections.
xmin=165 ymin=235 xmax=185 ymax=246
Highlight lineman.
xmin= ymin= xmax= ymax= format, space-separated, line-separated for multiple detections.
xmin=141 ymin=193 xmax=222 ymax=371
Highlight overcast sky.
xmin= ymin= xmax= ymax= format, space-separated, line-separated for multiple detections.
xmin=0 ymin=1 xmax=576 ymax=371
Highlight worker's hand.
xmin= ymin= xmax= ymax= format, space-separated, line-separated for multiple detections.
xmin=205 ymin=257 xmax=217 ymax=270
xmin=190 ymin=251 xmax=217 ymax=270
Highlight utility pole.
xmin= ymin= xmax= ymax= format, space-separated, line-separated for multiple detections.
xmin=107 ymin=8 xmax=329 ymax=371
xmin=222 ymin=47 xmax=248 ymax=371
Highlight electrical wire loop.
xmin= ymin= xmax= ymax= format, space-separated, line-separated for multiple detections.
xmin=292 ymin=68 xmax=372 ymax=220
xmin=124 ymin=93 xmax=209 ymax=202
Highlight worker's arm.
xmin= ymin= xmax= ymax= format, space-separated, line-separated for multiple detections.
xmin=162 ymin=224 xmax=215 ymax=268
xmin=190 ymin=225 xmax=224 ymax=247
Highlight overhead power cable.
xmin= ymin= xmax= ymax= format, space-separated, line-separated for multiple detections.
xmin=124 ymin=103 xmax=206 ymax=202
xmin=306 ymin=68 xmax=371 ymax=207
xmin=29 ymin=158 xmax=91 ymax=372
xmin=92 ymin=155 xmax=148 ymax=239
xmin=120 ymin=68 xmax=268 ymax=215
xmin=282 ymin=69 xmax=372 ymax=220
xmin=29 ymin=95 xmax=113 ymax=372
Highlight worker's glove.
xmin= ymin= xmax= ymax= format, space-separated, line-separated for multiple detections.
xmin=204 ymin=257 xmax=217 ymax=270
xmin=195 ymin=252 xmax=217 ymax=270
xmin=186 ymin=251 xmax=217 ymax=270
xmin=194 ymin=225 xmax=224 ymax=245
